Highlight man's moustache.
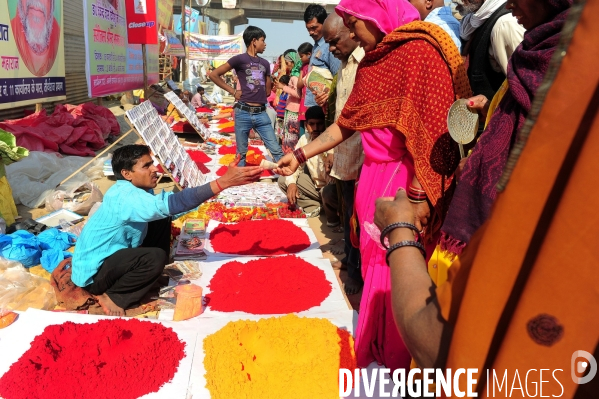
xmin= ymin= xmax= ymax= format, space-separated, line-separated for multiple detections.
xmin=24 ymin=0 xmax=48 ymax=17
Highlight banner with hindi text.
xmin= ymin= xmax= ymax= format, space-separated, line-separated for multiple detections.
xmin=84 ymin=0 xmax=159 ymax=97
xmin=0 ymin=0 xmax=66 ymax=109
xmin=185 ymin=32 xmax=243 ymax=61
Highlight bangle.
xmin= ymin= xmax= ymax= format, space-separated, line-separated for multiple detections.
xmin=408 ymin=185 xmax=427 ymax=203
xmin=292 ymin=147 xmax=307 ymax=165
xmin=380 ymin=222 xmax=421 ymax=249
xmin=215 ymin=179 xmax=224 ymax=192
xmin=386 ymin=240 xmax=426 ymax=265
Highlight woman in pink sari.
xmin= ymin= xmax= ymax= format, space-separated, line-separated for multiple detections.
xmin=276 ymin=0 xmax=470 ymax=371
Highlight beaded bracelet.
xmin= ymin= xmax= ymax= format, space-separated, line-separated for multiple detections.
xmin=292 ymin=147 xmax=307 ymax=165
xmin=380 ymin=222 xmax=421 ymax=249
xmin=386 ymin=240 xmax=427 ymax=265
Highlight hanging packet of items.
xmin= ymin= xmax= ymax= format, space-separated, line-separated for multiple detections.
xmin=45 ymin=182 xmax=103 ymax=215
xmin=305 ymin=66 xmax=333 ymax=96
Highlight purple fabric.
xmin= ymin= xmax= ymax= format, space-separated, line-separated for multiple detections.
xmin=440 ymin=0 xmax=573 ymax=255
xmin=228 ymin=53 xmax=271 ymax=104
xmin=335 ymin=0 xmax=420 ymax=35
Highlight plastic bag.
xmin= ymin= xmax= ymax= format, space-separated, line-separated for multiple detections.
xmin=5 ymin=151 xmax=109 ymax=208
xmin=0 ymin=230 xmax=42 ymax=267
xmin=0 ymin=257 xmax=56 ymax=312
xmin=45 ymin=182 xmax=103 ymax=215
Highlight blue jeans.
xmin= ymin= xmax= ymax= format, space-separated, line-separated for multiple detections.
xmin=234 ymin=106 xmax=284 ymax=166
xmin=341 ymin=179 xmax=362 ymax=284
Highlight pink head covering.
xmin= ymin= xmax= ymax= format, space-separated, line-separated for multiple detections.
xmin=335 ymin=0 xmax=420 ymax=35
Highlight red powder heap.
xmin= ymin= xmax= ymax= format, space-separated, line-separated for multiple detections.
xmin=0 ymin=319 xmax=185 ymax=399
xmin=210 ymin=219 xmax=311 ymax=255
xmin=206 ymin=255 xmax=332 ymax=314
xmin=217 ymin=145 xmax=262 ymax=155
xmin=186 ymin=150 xmax=212 ymax=164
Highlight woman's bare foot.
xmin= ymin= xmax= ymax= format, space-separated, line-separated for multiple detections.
xmin=95 ymin=294 xmax=125 ymax=316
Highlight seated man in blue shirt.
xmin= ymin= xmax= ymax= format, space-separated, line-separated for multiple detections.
xmin=72 ymin=144 xmax=262 ymax=316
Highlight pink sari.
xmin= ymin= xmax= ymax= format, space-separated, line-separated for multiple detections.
xmin=355 ymin=127 xmax=414 ymax=371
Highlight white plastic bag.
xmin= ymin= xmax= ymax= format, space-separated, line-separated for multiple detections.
xmin=45 ymin=182 xmax=103 ymax=215
xmin=5 ymin=151 xmax=110 ymax=208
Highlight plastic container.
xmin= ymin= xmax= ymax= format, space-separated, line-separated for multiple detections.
xmin=173 ymin=284 xmax=203 ymax=321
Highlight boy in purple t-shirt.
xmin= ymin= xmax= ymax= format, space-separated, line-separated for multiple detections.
xmin=210 ymin=26 xmax=284 ymax=166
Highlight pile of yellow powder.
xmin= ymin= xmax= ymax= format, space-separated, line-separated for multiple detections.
xmin=203 ymin=314 xmax=356 ymax=399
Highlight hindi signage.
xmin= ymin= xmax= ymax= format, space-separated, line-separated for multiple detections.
xmin=0 ymin=0 xmax=66 ymax=109
xmin=84 ymin=0 xmax=159 ymax=97
xmin=185 ymin=32 xmax=243 ymax=61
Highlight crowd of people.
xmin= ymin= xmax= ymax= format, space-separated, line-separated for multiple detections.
xmin=209 ymin=0 xmax=574 ymax=378
xmin=76 ymin=0 xmax=577 ymax=385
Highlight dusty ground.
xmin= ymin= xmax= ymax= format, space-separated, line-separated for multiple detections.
xmin=15 ymin=100 xmax=362 ymax=312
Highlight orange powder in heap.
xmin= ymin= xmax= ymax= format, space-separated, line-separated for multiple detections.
xmin=203 ymin=314 xmax=356 ymax=399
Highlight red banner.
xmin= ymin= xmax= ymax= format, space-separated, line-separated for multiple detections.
xmin=125 ymin=0 xmax=158 ymax=44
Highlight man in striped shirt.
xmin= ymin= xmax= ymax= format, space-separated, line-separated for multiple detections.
xmin=72 ymin=145 xmax=261 ymax=316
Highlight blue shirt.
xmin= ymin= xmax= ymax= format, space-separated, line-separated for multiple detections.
xmin=305 ymin=36 xmax=341 ymax=107
xmin=72 ymin=181 xmax=173 ymax=287
xmin=425 ymin=6 xmax=462 ymax=53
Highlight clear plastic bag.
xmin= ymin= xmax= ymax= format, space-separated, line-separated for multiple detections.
xmin=5 ymin=151 xmax=109 ymax=208
xmin=0 ymin=257 xmax=56 ymax=312
xmin=44 ymin=182 xmax=103 ymax=215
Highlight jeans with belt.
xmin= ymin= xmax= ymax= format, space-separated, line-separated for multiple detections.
xmin=234 ymin=103 xmax=284 ymax=166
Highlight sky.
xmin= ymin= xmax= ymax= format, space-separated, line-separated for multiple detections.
xmin=231 ymin=18 xmax=314 ymax=62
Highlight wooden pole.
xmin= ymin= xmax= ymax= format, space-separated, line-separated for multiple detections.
xmin=35 ymin=103 xmax=42 ymax=113
xmin=58 ymin=129 xmax=134 ymax=187
xmin=180 ymin=0 xmax=186 ymax=83
xmin=142 ymin=43 xmax=148 ymax=99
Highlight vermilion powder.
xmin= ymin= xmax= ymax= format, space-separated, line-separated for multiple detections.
xmin=206 ymin=255 xmax=332 ymax=314
xmin=0 ymin=319 xmax=185 ymax=399
xmin=210 ymin=219 xmax=311 ymax=255
xmin=217 ymin=145 xmax=261 ymax=155
xmin=186 ymin=150 xmax=212 ymax=164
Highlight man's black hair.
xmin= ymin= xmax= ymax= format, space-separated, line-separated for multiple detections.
xmin=279 ymin=75 xmax=290 ymax=85
xmin=243 ymin=26 xmax=266 ymax=47
xmin=305 ymin=105 xmax=325 ymax=121
xmin=304 ymin=4 xmax=327 ymax=24
xmin=298 ymin=42 xmax=313 ymax=55
xmin=197 ymin=86 xmax=204 ymax=93
xmin=112 ymin=144 xmax=150 ymax=180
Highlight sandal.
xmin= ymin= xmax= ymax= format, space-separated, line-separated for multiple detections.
xmin=6 ymin=218 xmax=47 ymax=235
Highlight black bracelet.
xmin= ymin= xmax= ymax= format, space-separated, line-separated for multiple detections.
xmin=386 ymin=240 xmax=426 ymax=265
xmin=380 ymin=222 xmax=420 ymax=249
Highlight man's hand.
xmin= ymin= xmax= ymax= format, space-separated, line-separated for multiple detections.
xmin=325 ymin=153 xmax=334 ymax=174
xmin=374 ymin=189 xmax=415 ymax=230
xmin=219 ymin=155 xmax=263 ymax=188
xmin=287 ymin=183 xmax=300 ymax=205
xmin=314 ymin=90 xmax=329 ymax=107
xmin=274 ymin=152 xmax=300 ymax=176
xmin=234 ymin=90 xmax=242 ymax=101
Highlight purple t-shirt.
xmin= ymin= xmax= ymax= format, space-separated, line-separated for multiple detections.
xmin=228 ymin=53 xmax=271 ymax=104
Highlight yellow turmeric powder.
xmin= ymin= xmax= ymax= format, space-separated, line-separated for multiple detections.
xmin=219 ymin=154 xmax=237 ymax=165
xmin=203 ymin=314 xmax=356 ymax=399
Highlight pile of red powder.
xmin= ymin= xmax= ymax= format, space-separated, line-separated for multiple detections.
xmin=186 ymin=150 xmax=212 ymax=173
xmin=0 ymin=318 xmax=185 ymax=399
xmin=209 ymin=219 xmax=311 ymax=255
xmin=206 ymin=255 xmax=332 ymax=313
xmin=217 ymin=145 xmax=262 ymax=155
